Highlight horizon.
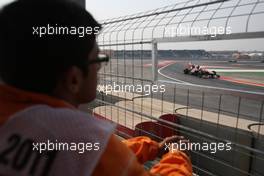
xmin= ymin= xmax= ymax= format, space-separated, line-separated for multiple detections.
xmin=0 ymin=0 xmax=264 ymax=51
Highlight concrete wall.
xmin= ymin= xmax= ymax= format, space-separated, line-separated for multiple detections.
xmin=178 ymin=115 xmax=253 ymax=176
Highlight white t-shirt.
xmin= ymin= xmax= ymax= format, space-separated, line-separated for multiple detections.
xmin=0 ymin=105 xmax=115 ymax=176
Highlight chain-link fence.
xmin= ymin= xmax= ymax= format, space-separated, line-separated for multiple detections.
xmin=88 ymin=0 xmax=264 ymax=175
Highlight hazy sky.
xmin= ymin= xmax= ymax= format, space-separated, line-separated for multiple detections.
xmin=85 ymin=0 xmax=264 ymax=51
xmin=0 ymin=0 xmax=183 ymax=20
xmin=0 ymin=0 xmax=264 ymax=51
xmin=86 ymin=0 xmax=184 ymax=21
xmin=0 ymin=0 xmax=185 ymax=22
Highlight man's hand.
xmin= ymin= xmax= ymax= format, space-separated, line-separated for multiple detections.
xmin=158 ymin=135 xmax=190 ymax=157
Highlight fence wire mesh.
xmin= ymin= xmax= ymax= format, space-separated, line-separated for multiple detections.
xmin=87 ymin=0 xmax=264 ymax=175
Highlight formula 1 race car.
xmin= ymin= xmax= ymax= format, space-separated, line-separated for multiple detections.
xmin=183 ymin=63 xmax=220 ymax=79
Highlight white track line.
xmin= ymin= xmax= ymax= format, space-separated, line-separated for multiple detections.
xmin=157 ymin=63 xmax=193 ymax=85
xmin=208 ymin=69 xmax=264 ymax=72
xmin=158 ymin=63 xmax=264 ymax=94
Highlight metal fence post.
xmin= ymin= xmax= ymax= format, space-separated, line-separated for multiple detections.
xmin=152 ymin=40 xmax=158 ymax=81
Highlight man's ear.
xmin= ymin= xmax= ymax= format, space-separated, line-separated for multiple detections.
xmin=64 ymin=66 xmax=83 ymax=94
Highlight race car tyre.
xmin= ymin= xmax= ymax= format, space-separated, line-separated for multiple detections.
xmin=184 ymin=69 xmax=189 ymax=74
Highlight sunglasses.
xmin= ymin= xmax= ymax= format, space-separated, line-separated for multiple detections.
xmin=88 ymin=53 xmax=109 ymax=65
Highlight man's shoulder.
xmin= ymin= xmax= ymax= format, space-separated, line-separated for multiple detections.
xmin=0 ymin=105 xmax=117 ymax=176
xmin=1 ymin=105 xmax=116 ymax=140
xmin=23 ymin=105 xmax=112 ymax=126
